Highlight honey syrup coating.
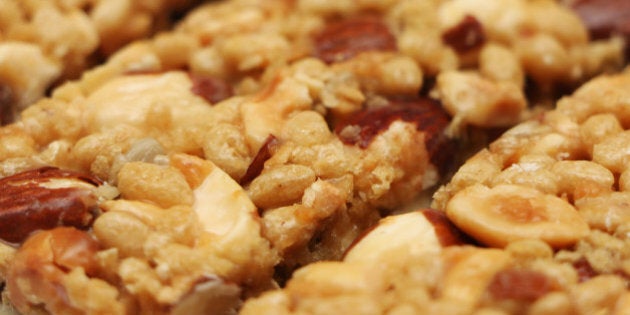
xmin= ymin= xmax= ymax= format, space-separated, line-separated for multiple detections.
xmin=0 ymin=0 xmax=201 ymax=123
xmin=241 ymin=70 xmax=630 ymax=315
xmin=0 ymin=0 xmax=628 ymax=314
xmin=0 ymin=54 xmax=451 ymax=314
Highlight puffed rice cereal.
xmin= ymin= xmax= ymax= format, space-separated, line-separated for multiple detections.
xmin=0 ymin=0 xmax=629 ymax=314
xmin=242 ymin=66 xmax=630 ymax=315
xmin=0 ymin=0 xmax=200 ymax=123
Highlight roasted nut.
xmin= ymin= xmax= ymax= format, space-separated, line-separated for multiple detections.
xmin=0 ymin=83 xmax=14 ymax=125
xmin=313 ymin=16 xmax=397 ymax=63
xmin=344 ymin=209 xmax=470 ymax=263
xmin=441 ymin=15 xmax=486 ymax=54
xmin=6 ymin=227 xmax=124 ymax=314
xmin=0 ymin=43 xmax=61 ymax=123
xmin=568 ymin=0 xmax=630 ymax=57
xmin=189 ymin=73 xmax=234 ymax=104
xmin=239 ymin=75 xmax=312 ymax=152
xmin=334 ymin=97 xmax=454 ymax=173
xmin=83 ymin=72 xmax=215 ymax=136
xmin=0 ymin=167 xmax=101 ymax=244
xmin=171 ymin=153 xmax=276 ymax=284
xmin=486 ymin=268 xmax=559 ymax=302
xmin=170 ymin=276 xmax=242 ymax=315
xmin=446 ymin=184 xmax=590 ymax=248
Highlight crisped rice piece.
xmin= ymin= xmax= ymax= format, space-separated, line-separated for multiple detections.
xmin=242 ymin=209 xmax=630 ymax=315
xmin=0 ymin=38 xmax=452 ymax=315
xmin=30 ymin=0 xmax=624 ymax=131
xmin=242 ymin=68 xmax=630 ymax=315
xmin=428 ymin=69 xmax=630 ymax=311
xmin=0 ymin=0 xmax=629 ymax=314
xmin=0 ymin=0 xmax=199 ymax=122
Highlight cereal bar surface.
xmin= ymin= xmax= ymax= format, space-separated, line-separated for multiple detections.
xmin=0 ymin=0 xmax=628 ymax=314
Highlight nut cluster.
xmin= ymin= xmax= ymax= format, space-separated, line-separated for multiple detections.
xmin=0 ymin=0 xmax=628 ymax=314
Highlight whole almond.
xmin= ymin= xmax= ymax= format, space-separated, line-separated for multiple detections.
xmin=0 ymin=167 xmax=101 ymax=244
xmin=313 ymin=16 xmax=397 ymax=63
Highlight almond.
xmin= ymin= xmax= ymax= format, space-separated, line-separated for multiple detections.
xmin=335 ymin=97 xmax=455 ymax=173
xmin=442 ymin=15 xmax=486 ymax=54
xmin=189 ymin=73 xmax=234 ymax=104
xmin=568 ymin=0 xmax=630 ymax=40
xmin=313 ymin=16 xmax=397 ymax=63
xmin=0 ymin=167 xmax=101 ymax=244
xmin=446 ymin=184 xmax=590 ymax=248
xmin=343 ymin=209 xmax=470 ymax=263
xmin=6 ymin=227 xmax=104 ymax=315
xmin=568 ymin=0 xmax=630 ymax=58
xmin=487 ymin=268 xmax=558 ymax=301
xmin=0 ymin=84 xmax=14 ymax=125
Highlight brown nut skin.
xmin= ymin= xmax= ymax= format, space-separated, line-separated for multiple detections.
xmin=335 ymin=97 xmax=456 ymax=174
xmin=442 ymin=15 xmax=486 ymax=54
xmin=313 ymin=15 xmax=397 ymax=63
xmin=487 ymin=268 xmax=559 ymax=302
xmin=0 ymin=167 xmax=101 ymax=244
xmin=568 ymin=0 xmax=630 ymax=57
xmin=239 ymin=134 xmax=279 ymax=185
xmin=0 ymin=83 xmax=14 ymax=125
xmin=419 ymin=208 xmax=475 ymax=247
xmin=343 ymin=208 xmax=472 ymax=259
xmin=189 ymin=73 xmax=234 ymax=104
xmin=573 ymin=257 xmax=598 ymax=283
xmin=6 ymin=227 xmax=101 ymax=315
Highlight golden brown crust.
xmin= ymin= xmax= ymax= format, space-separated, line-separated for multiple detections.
xmin=0 ymin=0 xmax=629 ymax=314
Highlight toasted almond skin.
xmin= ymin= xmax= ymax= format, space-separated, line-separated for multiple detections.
xmin=0 ymin=167 xmax=101 ymax=244
xmin=446 ymin=184 xmax=590 ymax=248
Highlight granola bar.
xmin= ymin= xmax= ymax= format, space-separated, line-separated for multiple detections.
xmin=241 ymin=64 xmax=630 ymax=315
xmin=0 ymin=0 xmax=627 ymax=314
xmin=0 ymin=0 xmax=199 ymax=123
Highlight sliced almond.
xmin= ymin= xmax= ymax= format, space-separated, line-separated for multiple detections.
xmin=446 ymin=184 xmax=589 ymax=248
